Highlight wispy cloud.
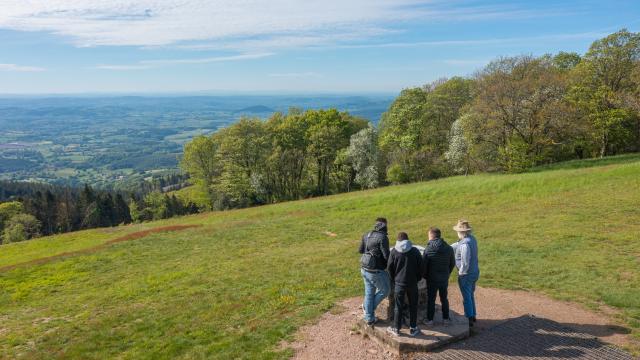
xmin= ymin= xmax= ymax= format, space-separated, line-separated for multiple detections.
xmin=0 ymin=1 xmax=566 ymax=50
xmin=330 ymin=31 xmax=609 ymax=50
xmin=96 ymin=52 xmax=273 ymax=70
xmin=0 ymin=63 xmax=45 ymax=72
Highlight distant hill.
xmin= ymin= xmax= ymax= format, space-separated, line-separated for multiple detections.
xmin=233 ymin=105 xmax=275 ymax=114
xmin=1 ymin=155 xmax=639 ymax=358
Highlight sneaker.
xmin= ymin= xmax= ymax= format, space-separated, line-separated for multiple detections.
xmin=443 ymin=318 xmax=452 ymax=327
xmin=409 ymin=327 xmax=421 ymax=337
xmin=422 ymin=319 xmax=434 ymax=326
xmin=386 ymin=326 xmax=400 ymax=336
xmin=366 ymin=318 xmax=377 ymax=326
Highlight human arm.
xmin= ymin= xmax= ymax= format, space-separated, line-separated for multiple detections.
xmin=380 ymin=234 xmax=390 ymax=262
xmin=448 ymin=247 xmax=455 ymax=274
xmin=386 ymin=251 xmax=396 ymax=279
xmin=415 ymin=250 xmax=423 ymax=280
xmin=458 ymin=243 xmax=471 ymax=275
xmin=358 ymin=234 xmax=365 ymax=254
xmin=422 ymin=251 xmax=430 ymax=280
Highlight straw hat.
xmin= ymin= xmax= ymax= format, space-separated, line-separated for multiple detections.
xmin=453 ymin=219 xmax=472 ymax=232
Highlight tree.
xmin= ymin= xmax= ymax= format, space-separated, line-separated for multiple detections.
xmin=379 ymin=78 xmax=473 ymax=182
xmin=569 ymin=29 xmax=640 ymax=156
xmin=470 ymin=55 xmax=570 ymax=171
xmin=552 ymin=51 xmax=581 ymax=71
xmin=445 ymin=115 xmax=471 ymax=175
xmin=114 ymin=194 xmax=132 ymax=225
xmin=306 ymin=109 xmax=352 ymax=195
xmin=3 ymin=213 xmax=41 ymax=243
xmin=346 ymin=124 xmax=379 ymax=189
xmin=180 ymin=135 xmax=220 ymax=199
xmin=264 ymin=111 xmax=311 ymax=201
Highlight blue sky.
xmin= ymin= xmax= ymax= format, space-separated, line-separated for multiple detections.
xmin=0 ymin=0 xmax=639 ymax=94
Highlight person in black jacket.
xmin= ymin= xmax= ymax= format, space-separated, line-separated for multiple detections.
xmin=358 ymin=217 xmax=391 ymax=326
xmin=422 ymin=227 xmax=455 ymax=325
xmin=386 ymin=232 xmax=423 ymax=337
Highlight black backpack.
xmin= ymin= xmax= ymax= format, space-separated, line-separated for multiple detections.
xmin=360 ymin=232 xmax=378 ymax=270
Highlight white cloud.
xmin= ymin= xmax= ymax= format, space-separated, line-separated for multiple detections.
xmin=96 ymin=52 xmax=273 ymax=70
xmin=0 ymin=1 xmax=559 ymax=49
xmin=0 ymin=63 xmax=45 ymax=72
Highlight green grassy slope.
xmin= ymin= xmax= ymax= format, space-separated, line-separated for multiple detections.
xmin=1 ymin=155 xmax=639 ymax=359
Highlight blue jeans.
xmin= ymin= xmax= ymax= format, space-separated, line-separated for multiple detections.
xmin=361 ymin=268 xmax=390 ymax=322
xmin=458 ymin=272 xmax=479 ymax=318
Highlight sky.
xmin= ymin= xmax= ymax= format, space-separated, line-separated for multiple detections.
xmin=0 ymin=0 xmax=639 ymax=94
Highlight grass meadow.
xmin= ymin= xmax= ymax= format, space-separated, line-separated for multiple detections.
xmin=1 ymin=155 xmax=639 ymax=358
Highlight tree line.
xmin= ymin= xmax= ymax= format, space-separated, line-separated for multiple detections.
xmin=181 ymin=29 xmax=640 ymax=209
xmin=0 ymin=180 xmax=198 ymax=245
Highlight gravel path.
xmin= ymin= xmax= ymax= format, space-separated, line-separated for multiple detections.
xmin=286 ymin=287 xmax=633 ymax=359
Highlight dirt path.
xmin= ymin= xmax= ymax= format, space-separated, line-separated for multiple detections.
xmin=0 ymin=224 xmax=201 ymax=272
xmin=287 ymin=287 xmax=632 ymax=359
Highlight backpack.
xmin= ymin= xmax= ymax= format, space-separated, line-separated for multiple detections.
xmin=360 ymin=232 xmax=378 ymax=270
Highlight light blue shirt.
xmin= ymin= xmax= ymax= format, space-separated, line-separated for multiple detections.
xmin=451 ymin=234 xmax=479 ymax=276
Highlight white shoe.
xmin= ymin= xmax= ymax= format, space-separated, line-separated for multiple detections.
xmin=422 ymin=319 xmax=434 ymax=326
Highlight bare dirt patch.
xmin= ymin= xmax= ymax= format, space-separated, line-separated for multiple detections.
xmin=287 ymin=286 xmax=632 ymax=359
xmin=0 ymin=225 xmax=201 ymax=272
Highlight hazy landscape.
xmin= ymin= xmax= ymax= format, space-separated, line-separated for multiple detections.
xmin=0 ymin=95 xmax=392 ymax=188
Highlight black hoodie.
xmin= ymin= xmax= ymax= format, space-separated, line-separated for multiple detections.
xmin=387 ymin=239 xmax=423 ymax=287
xmin=358 ymin=221 xmax=390 ymax=271
xmin=422 ymin=238 xmax=455 ymax=284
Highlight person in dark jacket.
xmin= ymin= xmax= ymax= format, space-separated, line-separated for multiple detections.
xmin=422 ymin=227 xmax=455 ymax=326
xmin=386 ymin=232 xmax=423 ymax=337
xmin=358 ymin=217 xmax=391 ymax=325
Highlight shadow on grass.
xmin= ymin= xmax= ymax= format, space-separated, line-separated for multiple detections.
xmin=528 ymin=153 xmax=640 ymax=173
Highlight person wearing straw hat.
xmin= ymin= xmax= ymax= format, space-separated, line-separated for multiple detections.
xmin=451 ymin=219 xmax=479 ymax=327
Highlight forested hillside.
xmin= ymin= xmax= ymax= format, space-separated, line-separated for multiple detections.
xmin=179 ymin=29 xmax=640 ymax=210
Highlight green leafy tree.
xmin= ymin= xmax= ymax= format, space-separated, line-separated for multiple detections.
xmin=569 ymin=29 xmax=640 ymax=156
xmin=3 ymin=213 xmax=41 ymax=243
xmin=180 ymin=135 xmax=220 ymax=199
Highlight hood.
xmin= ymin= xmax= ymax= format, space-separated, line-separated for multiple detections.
xmin=395 ymin=239 xmax=413 ymax=253
xmin=374 ymin=221 xmax=387 ymax=234
xmin=426 ymin=238 xmax=448 ymax=254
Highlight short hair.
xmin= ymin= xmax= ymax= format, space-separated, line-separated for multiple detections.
xmin=376 ymin=217 xmax=387 ymax=224
xmin=397 ymin=232 xmax=409 ymax=241
xmin=428 ymin=227 xmax=441 ymax=238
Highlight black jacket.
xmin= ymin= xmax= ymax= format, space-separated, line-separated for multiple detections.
xmin=387 ymin=240 xmax=423 ymax=288
xmin=422 ymin=238 xmax=455 ymax=284
xmin=358 ymin=221 xmax=390 ymax=271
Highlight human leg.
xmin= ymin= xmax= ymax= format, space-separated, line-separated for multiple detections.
xmin=393 ymin=286 xmax=407 ymax=330
xmin=360 ymin=268 xmax=376 ymax=322
xmin=439 ymin=283 xmax=450 ymax=320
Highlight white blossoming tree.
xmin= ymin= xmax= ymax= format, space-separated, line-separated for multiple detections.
xmin=346 ymin=124 xmax=379 ymax=189
xmin=445 ymin=114 xmax=471 ymax=175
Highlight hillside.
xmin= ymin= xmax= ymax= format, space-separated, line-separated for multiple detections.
xmin=1 ymin=155 xmax=639 ymax=359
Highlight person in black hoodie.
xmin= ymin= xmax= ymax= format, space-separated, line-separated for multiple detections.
xmin=422 ymin=227 xmax=455 ymax=326
xmin=386 ymin=232 xmax=423 ymax=337
xmin=359 ymin=217 xmax=391 ymax=326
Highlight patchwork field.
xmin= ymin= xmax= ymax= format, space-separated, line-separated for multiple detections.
xmin=1 ymin=155 xmax=639 ymax=359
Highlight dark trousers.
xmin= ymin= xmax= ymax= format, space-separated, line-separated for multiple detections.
xmin=393 ymin=284 xmax=418 ymax=330
xmin=427 ymin=282 xmax=450 ymax=321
